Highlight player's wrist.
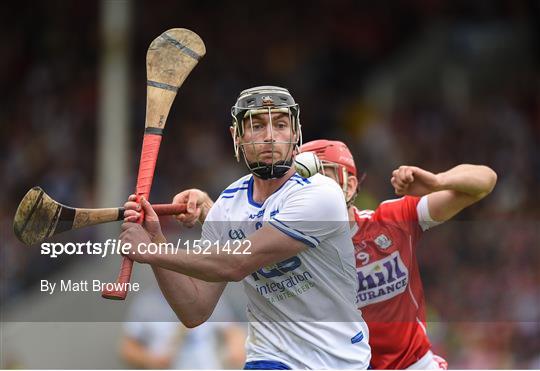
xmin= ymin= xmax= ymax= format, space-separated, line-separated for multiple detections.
xmin=199 ymin=194 xmax=213 ymax=223
xmin=152 ymin=232 xmax=167 ymax=243
xmin=433 ymin=172 xmax=447 ymax=191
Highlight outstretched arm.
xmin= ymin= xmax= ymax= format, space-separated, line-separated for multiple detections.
xmin=122 ymin=193 xmax=308 ymax=282
xmin=391 ymin=164 xmax=497 ymax=222
xmin=121 ymin=220 xmax=308 ymax=282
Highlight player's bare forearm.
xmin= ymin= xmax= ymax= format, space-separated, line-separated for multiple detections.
xmin=437 ymin=164 xmax=497 ymax=199
xmin=151 ymin=265 xmax=226 ymax=327
xmin=123 ymin=224 xmax=256 ymax=283
xmin=146 ymin=225 xmax=307 ymax=283
xmin=391 ymin=164 xmax=497 ymax=221
xmin=146 ymin=234 xmax=227 ymax=327
xmin=424 ymin=164 xmax=497 ymax=222
xmin=147 ymin=245 xmax=248 ymax=282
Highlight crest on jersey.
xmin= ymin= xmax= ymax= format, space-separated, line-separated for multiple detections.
xmin=228 ymin=228 xmax=246 ymax=239
xmin=374 ymin=234 xmax=392 ymax=250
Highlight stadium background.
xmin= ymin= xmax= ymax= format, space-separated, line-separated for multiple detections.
xmin=1 ymin=0 xmax=539 ymax=368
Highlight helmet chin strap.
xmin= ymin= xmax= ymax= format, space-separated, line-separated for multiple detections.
xmin=346 ymin=191 xmax=358 ymax=208
xmin=248 ymin=160 xmax=293 ymax=179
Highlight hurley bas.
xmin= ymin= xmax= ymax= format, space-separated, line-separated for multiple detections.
xmin=40 ymin=279 xmax=140 ymax=295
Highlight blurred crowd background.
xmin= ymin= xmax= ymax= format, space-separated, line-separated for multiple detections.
xmin=1 ymin=0 xmax=539 ymax=368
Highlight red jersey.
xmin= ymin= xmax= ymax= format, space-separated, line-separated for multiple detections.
xmin=352 ymin=196 xmax=434 ymax=369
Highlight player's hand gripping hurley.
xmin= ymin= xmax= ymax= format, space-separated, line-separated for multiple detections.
xmin=102 ymin=28 xmax=206 ymax=300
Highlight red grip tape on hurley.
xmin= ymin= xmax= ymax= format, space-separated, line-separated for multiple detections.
xmin=136 ymin=134 xmax=162 ymax=200
xmin=102 ymin=133 xmax=163 ymax=300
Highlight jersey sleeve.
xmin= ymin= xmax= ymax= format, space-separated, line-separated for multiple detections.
xmin=201 ymin=202 xmax=222 ymax=243
xmin=377 ymin=196 xmax=421 ymax=234
xmin=268 ymin=179 xmax=348 ymax=248
xmin=416 ymin=195 xmax=444 ymax=231
xmin=377 ymin=195 xmax=443 ymax=235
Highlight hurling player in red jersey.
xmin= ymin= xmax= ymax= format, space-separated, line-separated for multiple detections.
xmin=299 ymin=140 xmax=497 ymax=370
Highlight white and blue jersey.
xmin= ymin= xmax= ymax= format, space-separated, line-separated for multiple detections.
xmin=202 ymin=173 xmax=371 ymax=369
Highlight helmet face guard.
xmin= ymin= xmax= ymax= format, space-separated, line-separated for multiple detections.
xmin=231 ymin=86 xmax=302 ymax=179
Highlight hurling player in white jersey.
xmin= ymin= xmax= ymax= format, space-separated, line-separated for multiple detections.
xmin=120 ymin=86 xmax=371 ymax=369
xmin=300 ymin=140 xmax=497 ymax=370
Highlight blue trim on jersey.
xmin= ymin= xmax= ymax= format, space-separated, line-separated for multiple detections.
xmin=247 ymin=176 xmax=264 ymax=208
xmin=247 ymin=173 xmax=304 ymax=208
xmin=288 ymin=178 xmax=305 ymax=186
xmin=244 ymin=361 xmax=291 ymax=370
xmin=273 ymin=218 xmax=320 ymax=244
xmin=293 ymin=173 xmax=311 ymax=184
xmin=351 ymin=330 xmax=364 ymax=344
xmin=222 ymin=186 xmax=248 ymax=194
xmin=269 ymin=219 xmax=318 ymax=248
xmin=247 ymin=175 xmax=293 ymax=208
xmin=220 ymin=180 xmax=250 ymax=200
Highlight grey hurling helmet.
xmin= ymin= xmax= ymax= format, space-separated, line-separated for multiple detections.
xmin=231 ymin=86 xmax=302 ymax=179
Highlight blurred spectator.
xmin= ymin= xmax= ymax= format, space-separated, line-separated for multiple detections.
xmin=120 ymin=287 xmax=246 ymax=369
